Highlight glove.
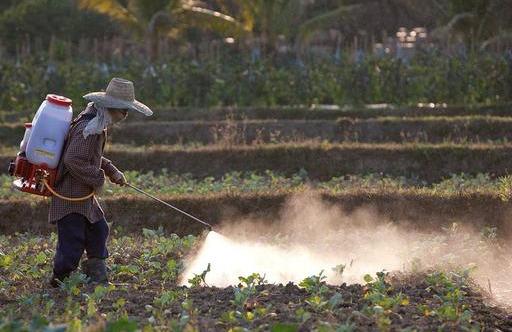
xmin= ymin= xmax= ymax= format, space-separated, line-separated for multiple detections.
xmin=110 ymin=171 xmax=126 ymax=186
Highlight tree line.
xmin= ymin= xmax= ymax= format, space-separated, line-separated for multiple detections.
xmin=1 ymin=0 xmax=511 ymax=61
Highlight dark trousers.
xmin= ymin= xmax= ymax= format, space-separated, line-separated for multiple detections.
xmin=53 ymin=213 xmax=109 ymax=278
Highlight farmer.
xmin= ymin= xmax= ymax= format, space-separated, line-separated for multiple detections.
xmin=49 ymin=77 xmax=152 ymax=287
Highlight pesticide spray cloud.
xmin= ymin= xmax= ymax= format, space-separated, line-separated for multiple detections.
xmin=180 ymin=192 xmax=512 ymax=306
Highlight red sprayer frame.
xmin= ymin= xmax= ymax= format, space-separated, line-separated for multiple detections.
xmin=8 ymin=153 xmax=56 ymax=197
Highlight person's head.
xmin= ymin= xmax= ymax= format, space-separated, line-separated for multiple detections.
xmin=108 ymin=108 xmax=128 ymax=124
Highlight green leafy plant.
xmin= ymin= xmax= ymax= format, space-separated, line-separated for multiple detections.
xmin=363 ymin=271 xmax=410 ymax=330
xmin=188 ymin=263 xmax=211 ymax=287
xmin=59 ymin=273 xmax=89 ymax=297
xmin=425 ymin=271 xmax=475 ymax=325
xmin=299 ymin=271 xmax=328 ymax=296
xmin=231 ymin=273 xmax=267 ymax=310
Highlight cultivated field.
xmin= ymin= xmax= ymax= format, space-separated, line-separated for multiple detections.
xmin=1 ymin=105 xmax=512 ymax=330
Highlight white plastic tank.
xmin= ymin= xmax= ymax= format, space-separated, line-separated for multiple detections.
xmin=26 ymin=94 xmax=73 ymax=169
xmin=19 ymin=123 xmax=32 ymax=152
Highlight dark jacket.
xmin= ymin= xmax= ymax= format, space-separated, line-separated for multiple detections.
xmin=48 ymin=104 xmax=119 ymax=224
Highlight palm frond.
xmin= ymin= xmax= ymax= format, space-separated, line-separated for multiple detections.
xmin=181 ymin=5 xmax=244 ymax=37
xmin=430 ymin=12 xmax=476 ymax=39
xmin=296 ymin=4 xmax=364 ymax=46
xmin=236 ymin=0 xmax=259 ymax=32
xmin=147 ymin=10 xmax=173 ymax=34
xmin=481 ymin=30 xmax=512 ymax=50
xmin=77 ymin=0 xmax=138 ymax=25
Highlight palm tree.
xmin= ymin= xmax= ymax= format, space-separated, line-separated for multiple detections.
xmin=77 ymin=0 xmax=241 ymax=60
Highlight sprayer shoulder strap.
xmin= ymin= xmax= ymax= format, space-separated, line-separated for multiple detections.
xmin=55 ymin=113 xmax=97 ymax=186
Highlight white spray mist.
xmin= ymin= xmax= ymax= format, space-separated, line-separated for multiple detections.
xmin=180 ymin=192 xmax=512 ymax=306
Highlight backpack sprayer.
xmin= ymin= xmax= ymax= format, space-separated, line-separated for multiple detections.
xmin=8 ymin=94 xmax=213 ymax=231
xmin=8 ymin=94 xmax=73 ymax=197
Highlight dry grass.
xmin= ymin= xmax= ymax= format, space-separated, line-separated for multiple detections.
xmin=130 ymin=104 xmax=512 ymax=121
xmin=3 ymin=142 xmax=512 ymax=181
xmin=2 ymin=190 xmax=512 ymax=237
xmin=4 ymin=115 xmax=512 ymax=146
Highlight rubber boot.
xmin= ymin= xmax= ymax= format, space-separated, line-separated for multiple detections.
xmin=81 ymin=258 xmax=108 ymax=284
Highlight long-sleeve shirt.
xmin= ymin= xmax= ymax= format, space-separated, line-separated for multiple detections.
xmin=48 ymin=104 xmax=119 ymax=224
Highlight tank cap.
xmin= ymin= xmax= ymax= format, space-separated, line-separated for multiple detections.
xmin=46 ymin=94 xmax=72 ymax=107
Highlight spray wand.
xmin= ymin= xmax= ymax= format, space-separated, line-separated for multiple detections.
xmin=126 ymin=183 xmax=213 ymax=231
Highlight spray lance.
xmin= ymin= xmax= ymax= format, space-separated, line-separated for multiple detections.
xmin=125 ymin=183 xmax=214 ymax=231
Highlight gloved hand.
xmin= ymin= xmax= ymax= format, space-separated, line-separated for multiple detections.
xmin=110 ymin=171 xmax=126 ymax=186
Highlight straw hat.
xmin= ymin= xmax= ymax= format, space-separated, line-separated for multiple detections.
xmin=83 ymin=77 xmax=153 ymax=116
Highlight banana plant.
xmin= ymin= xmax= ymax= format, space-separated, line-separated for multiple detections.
xmin=77 ymin=0 xmax=241 ymax=60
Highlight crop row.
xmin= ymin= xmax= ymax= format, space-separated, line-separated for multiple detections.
xmin=1 ymin=231 xmax=510 ymax=330
xmin=2 ymin=171 xmax=511 ymax=201
xmin=133 ymin=104 xmax=512 ymax=121
xmin=2 ymin=53 xmax=511 ymax=114
xmin=1 ymin=117 xmax=511 ymax=149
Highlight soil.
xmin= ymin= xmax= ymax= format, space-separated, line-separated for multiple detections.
xmin=27 ymin=273 xmax=512 ymax=331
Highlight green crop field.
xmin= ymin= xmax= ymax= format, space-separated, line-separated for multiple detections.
xmin=2 ymin=0 xmax=512 ymax=328
xmin=2 ymin=104 xmax=512 ymax=330
xmin=1 ymin=229 xmax=511 ymax=331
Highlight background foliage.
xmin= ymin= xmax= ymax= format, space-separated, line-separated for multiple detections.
xmin=0 ymin=1 xmax=511 ymax=111
xmin=0 ymin=52 xmax=510 ymax=113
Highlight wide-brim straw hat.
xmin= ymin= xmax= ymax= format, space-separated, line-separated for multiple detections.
xmin=83 ymin=77 xmax=153 ymax=116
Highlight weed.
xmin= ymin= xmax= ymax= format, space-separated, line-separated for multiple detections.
xmin=299 ymin=271 xmax=328 ymax=296
xmin=231 ymin=273 xmax=267 ymax=310
xmin=59 ymin=273 xmax=89 ymax=297
xmin=188 ymin=263 xmax=211 ymax=287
